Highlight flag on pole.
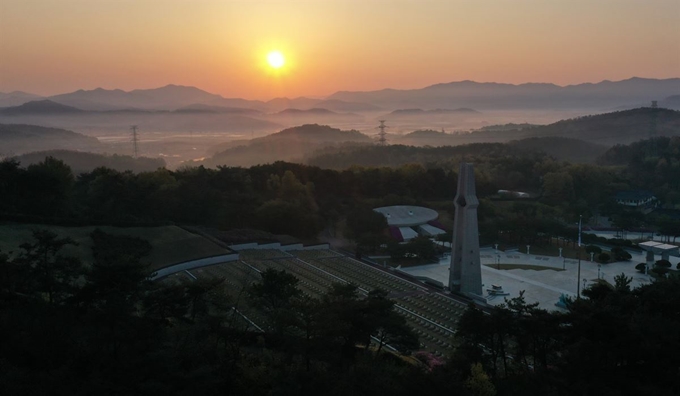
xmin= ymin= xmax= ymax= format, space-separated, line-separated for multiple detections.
xmin=578 ymin=216 xmax=582 ymax=247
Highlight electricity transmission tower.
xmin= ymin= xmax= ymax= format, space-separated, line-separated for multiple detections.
xmin=377 ymin=120 xmax=388 ymax=145
xmin=130 ymin=125 xmax=139 ymax=158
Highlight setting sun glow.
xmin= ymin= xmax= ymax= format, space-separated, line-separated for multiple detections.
xmin=267 ymin=51 xmax=285 ymax=69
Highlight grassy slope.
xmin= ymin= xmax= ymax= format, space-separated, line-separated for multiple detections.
xmin=0 ymin=224 xmax=227 ymax=270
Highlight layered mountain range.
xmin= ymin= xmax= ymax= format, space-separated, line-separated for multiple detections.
xmin=2 ymin=77 xmax=678 ymax=113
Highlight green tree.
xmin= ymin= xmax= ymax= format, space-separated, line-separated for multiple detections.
xmin=22 ymin=157 xmax=75 ymax=216
xmin=17 ymin=229 xmax=83 ymax=305
xmin=657 ymin=218 xmax=680 ymax=243
xmin=345 ymin=206 xmax=388 ymax=241
xmin=249 ymin=268 xmax=302 ymax=334
xmin=465 ymin=363 xmax=497 ymax=396
xmin=541 ymin=171 xmax=574 ymax=204
xmin=614 ymin=273 xmax=632 ymax=293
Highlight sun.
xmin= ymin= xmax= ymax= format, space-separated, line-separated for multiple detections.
xmin=267 ymin=51 xmax=285 ymax=69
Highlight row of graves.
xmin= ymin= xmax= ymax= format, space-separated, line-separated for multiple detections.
xmin=159 ymin=244 xmax=471 ymax=358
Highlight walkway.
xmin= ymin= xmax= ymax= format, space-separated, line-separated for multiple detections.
xmin=399 ymin=247 xmax=677 ymax=311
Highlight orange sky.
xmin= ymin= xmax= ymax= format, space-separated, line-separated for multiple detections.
xmin=1 ymin=0 xmax=678 ymax=99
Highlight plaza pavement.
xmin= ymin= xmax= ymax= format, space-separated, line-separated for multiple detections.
xmin=399 ymin=247 xmax=680 ymax=311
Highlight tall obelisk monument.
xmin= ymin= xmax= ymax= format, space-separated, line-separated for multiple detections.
xmin=449 ymin=163 xmax=483 ymax=297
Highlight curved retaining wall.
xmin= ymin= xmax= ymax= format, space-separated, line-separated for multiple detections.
xmin=150 ymin=253 xmax=239 ymax=280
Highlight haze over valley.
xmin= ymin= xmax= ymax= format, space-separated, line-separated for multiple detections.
xmin=2 ymin=1 xmax=680 ymax=395
xmin=2 ymin=78 xmax=679 ymax=168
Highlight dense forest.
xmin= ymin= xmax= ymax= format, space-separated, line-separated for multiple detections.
xmin=1 ymin=228 xmax=678 ymax=395
xmin=2 ymin=136 xmax=679 ymax=242
xmin=1 ymin=135 xmax=679 ymax=395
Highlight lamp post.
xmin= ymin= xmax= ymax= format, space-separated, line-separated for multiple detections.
xmin=497 ymin=254 xmax=501 ymax=270
xmin=598 ymin=264 xmax=601 ymax=280
xmin=576 ymin=215 xmax=582 ymax=299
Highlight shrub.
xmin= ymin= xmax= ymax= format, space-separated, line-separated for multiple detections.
xmin=635 ymin=263 xmax=647 ymax=273
xmin=585 ymin=245 xmax=602 ymax=254
xmin=612 ymin=247 xmax=632 ymax=261
xmin=655 ymin=259 xmax=672 ymax=268
xmin=652 ymin=267 xmax=669 ymax=276
xmin=598 ymin=252 xmax=611 ymax=263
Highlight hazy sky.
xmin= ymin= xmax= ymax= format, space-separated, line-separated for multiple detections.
xmin=1 ymin=0 xmax=678 ymax=99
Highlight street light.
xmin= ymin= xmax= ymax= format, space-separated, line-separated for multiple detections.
xmin=497 ymin=254 xmax=501 ymax=270
xmin=576 ymin=215 xmax=583 ymax=299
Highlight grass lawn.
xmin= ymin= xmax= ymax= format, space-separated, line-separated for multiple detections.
xmin=0 ymin=224 xmax=228 ymax=270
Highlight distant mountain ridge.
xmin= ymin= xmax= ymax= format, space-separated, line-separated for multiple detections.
xmin=47 ymin=85 xmax=265 ymax=111
xmin=0 ymin=91 xmax=43 ymax=107
xmin=0 ymin=100 xmax=83 ymax=115
xmin=329 ymin=77 xmax=680 ymax=110
xmin=7 ymin=77 xmax=678 ymax=112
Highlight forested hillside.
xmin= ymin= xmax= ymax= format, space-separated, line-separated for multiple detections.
xmin=201 ymin=124 xmax=372 ymax=167
xmin=16 ymin=150 xmax=165 ymax=174
xmin=0 ymin=123 xmax=100 ymax=154
xmin=3 ymin=137 xmax=679 ymax=241
xmin=471 ymin=107 xmax=680 ymax=145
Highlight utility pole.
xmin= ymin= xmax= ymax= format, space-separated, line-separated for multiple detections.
xmin=576 ymin=215 xmax=582 ymax=299
xmin=131 ymin=125 xmax=139 ymax=158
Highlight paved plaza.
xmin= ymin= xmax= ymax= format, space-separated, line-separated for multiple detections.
xmin=399 ymin=247 xmax=680 ymax=311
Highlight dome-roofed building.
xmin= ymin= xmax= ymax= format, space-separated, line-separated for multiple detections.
xmin=373 ymin=205 xmax=446 ymax=241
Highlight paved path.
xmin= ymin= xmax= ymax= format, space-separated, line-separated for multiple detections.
xmin=400 ymin=247 xmax=678 ymax=311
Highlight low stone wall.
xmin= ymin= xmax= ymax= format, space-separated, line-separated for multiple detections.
xmin=150 ymin=253 xmax=239 ymax=280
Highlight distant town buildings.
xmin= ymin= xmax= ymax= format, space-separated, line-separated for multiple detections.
xmin=615 ymin=190 xmax=657 ymax=209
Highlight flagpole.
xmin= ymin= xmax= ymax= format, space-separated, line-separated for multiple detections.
xmin=576 ymin=215 xmax=582 ymax=299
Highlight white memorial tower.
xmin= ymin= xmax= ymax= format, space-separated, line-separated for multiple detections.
xmin=449 ymin=163 xmax=483 ymax=297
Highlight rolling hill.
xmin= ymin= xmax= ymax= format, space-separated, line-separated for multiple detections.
xmin=200 ymin=124 xmax=372 ymax=167
xmin=471 ymin=107 xmax=680 ymax=145
xmin=0 ymin=100 xmax=84 ymax=115
xmin=15 ymin=150 xmax=166 ymax=174
xmin=0 ymin=124 xmax=100 ymax=155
